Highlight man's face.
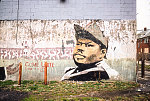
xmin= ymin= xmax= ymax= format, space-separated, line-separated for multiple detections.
xmin=73 ymin=39 xmax=106 ymax=64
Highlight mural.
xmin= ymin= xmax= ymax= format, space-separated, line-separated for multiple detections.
xmin=61 ymin=22 xmax=119 ymax=81
xmin=6 ymin=63 xmax=19 ymax=75
xmin=0 ymin=47 xmax=73 ymax=60
xmin=0 ymin=20 xmax=136 ymax=81
xmin=24 ymin=61 xmax=54 ymax=72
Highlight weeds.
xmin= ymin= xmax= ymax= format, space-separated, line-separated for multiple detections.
xmin=59 ymin=97 xmax=102 ymax=101
xmin=0 ymin=80 xmax=17 ymax=87
xmin=0 ymin=80 xmax=148 ymax=101
xmin=138 ymin=64 xmax=150 ymax=70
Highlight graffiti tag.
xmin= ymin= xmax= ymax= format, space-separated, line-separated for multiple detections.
xmin=0 ymin=47 xmax=73 ymax=60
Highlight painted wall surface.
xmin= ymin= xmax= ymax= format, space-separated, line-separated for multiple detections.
xmin=0 ymin=0 xmax=136 ymax=20
xmin=0 ymin=20 xmax=136 ymax=81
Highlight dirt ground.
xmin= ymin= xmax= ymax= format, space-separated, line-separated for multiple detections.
xmin=0 ymin=86 xmax=149 ymax=101
xmin=70 ymin=89 xmax=150 ymax=100
xmin=0 ymin=70 xmax=150 ymax=101
xmin=0 ymin=88 xmax=29 ymax=101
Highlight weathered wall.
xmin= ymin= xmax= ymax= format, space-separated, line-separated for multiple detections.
xmin=0 ymin=20 xmax=136 ymax=81
xmin=0 ymin=0 xmax=136 ymax=81
xmin=0 ymin=0 xmax=136 ymax=20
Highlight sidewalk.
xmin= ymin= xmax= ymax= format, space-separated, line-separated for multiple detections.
xmin=137 ymin=69 xmax=150 ymax=92
xmin=145 ymin=61 xmax=150 ymax=65
xmin=138 ymin=60 xmax=150 ymax=65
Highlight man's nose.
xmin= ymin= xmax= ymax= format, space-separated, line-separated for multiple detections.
xmin=77 ymin=49 xmax=84 ymax=53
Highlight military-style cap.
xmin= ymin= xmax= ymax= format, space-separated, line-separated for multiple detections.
xmin=74 ymin=22 xmax=108 ymax=48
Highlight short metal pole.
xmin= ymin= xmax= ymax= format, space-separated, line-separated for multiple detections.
xmin=44 ymin=62 xmax=48 ymax=85
xmin=141 ymin=59 xmax=145 ymax=78
xmin=18 ymin=62 xmax=22 ymax=85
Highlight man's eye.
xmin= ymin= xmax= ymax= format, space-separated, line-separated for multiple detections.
xmin=76 ymin=43 xmax=80 ymax=45
xmin=87 ymin=44 xmax=94 ymax=47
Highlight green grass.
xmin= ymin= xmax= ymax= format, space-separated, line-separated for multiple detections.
xmin=0 ymin=80 xmax=147 ymax=101
xmin=138 ymin=64 xmax=150 ymax=70
xmin=22 ymin=95 xmax=44 ymax=101
xmin=0 ymin=80 xmax=17 ymax=87
xmin=59 ymin=97 xmax=102 ymax=101
xmin=145 ymin=65 xmax=150 ymax=70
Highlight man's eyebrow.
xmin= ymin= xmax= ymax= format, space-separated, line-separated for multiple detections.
xmin=86 ymin=42 xmax=92 ymax=44
xmin=77 ymin=41 xmax=92 ymax=44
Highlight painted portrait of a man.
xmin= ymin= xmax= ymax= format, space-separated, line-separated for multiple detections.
xmin=61 ymin=22 xmax=119 ymax=81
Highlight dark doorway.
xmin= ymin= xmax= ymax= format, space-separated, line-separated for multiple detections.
xmin=0 ymin=67 xmax=6 ymax=80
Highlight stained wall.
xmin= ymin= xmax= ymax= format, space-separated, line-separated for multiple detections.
xmin=0 ymin=0 xmax=136 ymax=81
xmin=0 ymin=20 xmax=136 ymax=81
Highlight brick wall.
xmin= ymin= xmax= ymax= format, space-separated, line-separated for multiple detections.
xmin=137 ymin=38 xmax=150 ymax=54
xmin=0 ymin=0 xmax=136 ymax=20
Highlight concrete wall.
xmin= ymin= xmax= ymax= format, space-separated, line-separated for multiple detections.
xmin=0 ymin=0 xmax=136 ymax=81
xmin=0 ymin=0 xmax=136 ymax=20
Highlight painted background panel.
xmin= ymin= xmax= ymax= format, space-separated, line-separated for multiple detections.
xmin=0 ymin=20 xmax=136 ymax=81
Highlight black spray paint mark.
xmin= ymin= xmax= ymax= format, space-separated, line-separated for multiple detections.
xmin=114 ymin=47 xmax=116 ymax=51
xmin=62 ymin=40 xmax=65 ymax=54
xmin=66 ymin=40 xmax=75 ymax=47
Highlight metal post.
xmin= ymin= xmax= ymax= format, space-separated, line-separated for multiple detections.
xmin=141 ymin=59 xmax=145 ymax=78
xmin=18 ymin=62 xmax=22 ymax=85
xmin=44 ymin=62 xmax=47 ymax=85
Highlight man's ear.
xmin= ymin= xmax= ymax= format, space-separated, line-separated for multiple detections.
xmin=99 ymin=49 xmax=106 ymax=59
xmin=101 ymin=49 xmax=106 ymax=54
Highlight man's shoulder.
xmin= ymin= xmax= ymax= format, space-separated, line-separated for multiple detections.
xmin=64 ymin=66 xmax=76 ymax=74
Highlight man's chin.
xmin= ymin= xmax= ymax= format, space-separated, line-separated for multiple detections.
xmin=74 ymin=59 xmax=85 ymax=64
xmin=74 ymin=58 xmax=94 ymax=65
xmin=74 ymin=58 xmax=102 ymax=66
xmin=73 ymin=58 xmax=84 ymax=65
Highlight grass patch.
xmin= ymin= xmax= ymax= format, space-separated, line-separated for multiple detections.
xmin=59 ymin=97 xmax=103 ymax=101
xmin=0 ymin=80 xmax=17 ymax=88
xmin=49 ymin=81 xmax=58 ymax=84
xmin=0 ymin=80 xmax=147 ymax=101
xmin=138 ymin=64 xmax=150 ymax=70
xmin=22 ymin=95 xmax=44 ymax=101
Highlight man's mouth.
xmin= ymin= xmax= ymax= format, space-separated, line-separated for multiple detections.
xmin=73 ymin=54 xmax=86 ymax=60
xmin=77 ymin=58 xmax=84 ymax=61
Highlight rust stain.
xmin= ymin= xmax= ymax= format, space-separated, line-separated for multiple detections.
xmin=52 ymin=24 xmax=58 ymax=29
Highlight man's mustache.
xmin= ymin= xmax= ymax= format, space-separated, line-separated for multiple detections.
xmin=73 ymin=53 xmax=86 ymax=58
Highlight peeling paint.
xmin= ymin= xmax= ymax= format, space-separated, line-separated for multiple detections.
xmin=0 ymin=20 xmax=136 ymax=81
